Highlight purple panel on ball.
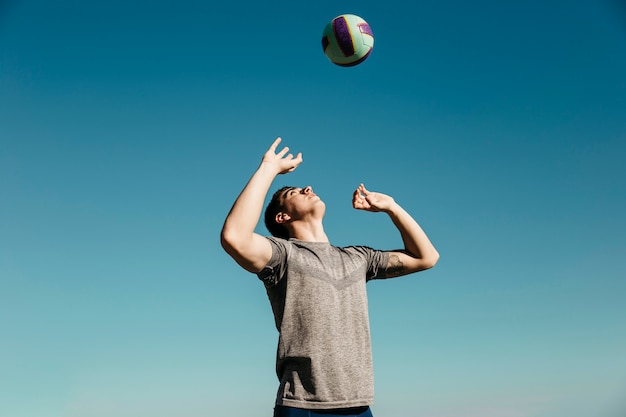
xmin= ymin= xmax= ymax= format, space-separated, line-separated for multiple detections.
xmin=332 ymin=16 xmax=355 ymax=57
xmin=358 ymin=23 xmax=373 ymax=37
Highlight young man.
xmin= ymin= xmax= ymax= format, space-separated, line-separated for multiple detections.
xmin=221 ymin=138 xmax=439 ymax=417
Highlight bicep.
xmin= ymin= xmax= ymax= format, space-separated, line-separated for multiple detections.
xmin=384 ymin=250 xmax=434 ymax=278
xmin=221 ymin=232 xmax=273 ymax=273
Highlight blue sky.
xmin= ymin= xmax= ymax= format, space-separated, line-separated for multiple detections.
xmin=1 ymin=1 xmax=625 ymax=416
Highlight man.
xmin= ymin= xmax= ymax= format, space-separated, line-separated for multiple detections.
xmin=221 ymin=138 xmax=439 ymax=417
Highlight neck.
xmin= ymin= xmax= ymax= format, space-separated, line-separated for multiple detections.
xmin=289 ymin=219 xmax=329 ymax=242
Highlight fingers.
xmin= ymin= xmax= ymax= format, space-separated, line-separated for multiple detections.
xmin=353 ymin=184 xmax=369 ymax=200
xmin=285 ymin=152 xmax=303 ymax=172
xmin=269 ymin=137 xmax=290 ymax=159
xmin=353 ymin=185 xmax=364 ymax=201
xmin=265 ymin=138 xmax=303 ymax=174
xmin=271 ymin=138 xmax=302 ymax=162
xmin=284 ymin=152 xmax=303 ymax=162
xmin=268 ymin=137 xmax=282 ymax=152
xmin=270 ymin=137 xmax=294 ymax=159
xmin=277 ymin=146 xmax=290 ymax=158
xmin=352 ymin=185 xmax=369 ymax=210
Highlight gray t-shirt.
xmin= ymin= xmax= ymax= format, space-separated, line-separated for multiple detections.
xmin=257 ymin=237 xmax=390 ymax=410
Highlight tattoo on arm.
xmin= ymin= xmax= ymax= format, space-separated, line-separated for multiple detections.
xmin=385 ymin=254 xmax=405 ymax=277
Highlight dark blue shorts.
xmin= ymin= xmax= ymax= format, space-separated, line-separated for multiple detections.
xmin=273 ymin=405 xmax=373 ymax=417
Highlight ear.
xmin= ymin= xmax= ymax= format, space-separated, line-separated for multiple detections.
xmin=275 ymin=212 xmax=291 ymax=224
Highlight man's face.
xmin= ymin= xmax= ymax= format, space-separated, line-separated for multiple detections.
xmin=279 ymin=186 xmax=325 ymax=219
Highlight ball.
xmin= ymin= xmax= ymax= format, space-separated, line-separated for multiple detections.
xmin=321 ymin=14 xmax=374 ymax=67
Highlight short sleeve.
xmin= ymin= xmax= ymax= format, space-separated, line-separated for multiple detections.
xmin=366 ymin=248 xmax=390 ymax=281
xmin=346 ymin=245 xmax=390 ymax=281
xmin=256 ymin=236 xmax=290 ymax=287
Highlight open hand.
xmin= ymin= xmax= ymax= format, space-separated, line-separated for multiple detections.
xmin=352 ymin=183 xmax=395 ymax=212
xmin=262 ymin=137 xmax=303 ymax=175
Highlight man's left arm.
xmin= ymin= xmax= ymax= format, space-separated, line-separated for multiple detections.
xmin=353 ymin=183 xmax=440 ymax=277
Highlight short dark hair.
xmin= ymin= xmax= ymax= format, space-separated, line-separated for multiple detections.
xmin=264 ymin=186 xmax=294 ymax=239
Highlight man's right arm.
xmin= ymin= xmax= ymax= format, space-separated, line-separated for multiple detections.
xmin=220 ymin=138 xmax=302 ymax=273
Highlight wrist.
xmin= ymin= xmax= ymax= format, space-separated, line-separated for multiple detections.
xmin=258 ymin=161 xmax=282 ymax=177
xmin=383 ymin=201 xmax=402 ymax=216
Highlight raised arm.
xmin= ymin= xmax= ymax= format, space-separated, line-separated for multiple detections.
xmin=352 ymin=183 xmax=439 ymax=277
xmin=221 ymin=138 xmax=302 ymax=273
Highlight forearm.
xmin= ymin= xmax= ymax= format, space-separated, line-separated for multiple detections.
xmin=222 ymin=162 xmax=278 ymax=241
xmin=386 ymin=202 xmax=439 ymax=264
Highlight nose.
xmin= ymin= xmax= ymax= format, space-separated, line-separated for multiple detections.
xmin=302 ymin=186 xmax=312 ymax=194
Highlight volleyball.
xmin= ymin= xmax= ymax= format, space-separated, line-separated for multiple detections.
xmin=321 ymin=14 xmax=374 ymax=67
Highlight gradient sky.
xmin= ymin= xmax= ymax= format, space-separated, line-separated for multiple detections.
xmin=1 ymin=1 xmax=625 ymax=417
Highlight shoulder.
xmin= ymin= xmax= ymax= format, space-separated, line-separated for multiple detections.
xmin=256 ymin=237 xmax=292 ymax=285
xmin=336 ymin=245 xmax=390 ymax=265
xmin=340 ymin=244 xmax=383 ymax=257
xmin=264 ymin=236 xmax=292 ymax=256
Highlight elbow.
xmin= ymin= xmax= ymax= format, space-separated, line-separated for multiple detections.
xmin=220 ymin=227 xmax=238 ymax=255
xmin=422 ymin=250 xmax=440 ymax=270
xmin=220 ymin=226 xmax=253 ymax=261
xmin=220 ymin=231 xmax=230 ymax=252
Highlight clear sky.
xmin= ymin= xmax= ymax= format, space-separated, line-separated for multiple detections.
xmin=1 ymin=1 xmax=625 ymax=416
